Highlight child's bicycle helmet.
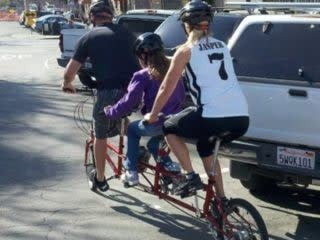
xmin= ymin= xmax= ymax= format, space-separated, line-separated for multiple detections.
xmin=134 ymin=32 xmax=164 ymax=58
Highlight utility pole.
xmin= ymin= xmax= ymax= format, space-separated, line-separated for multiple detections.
xmin=24 ymin=0 xmax=28 ymax=11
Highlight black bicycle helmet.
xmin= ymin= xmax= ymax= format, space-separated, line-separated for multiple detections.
xmin=179 ymin=0 xmax=212 ymax=26
xmin=89 ymin=0 xmax=113 ymax=16
xmin=134 ymin=32 xmax=164 ymax=57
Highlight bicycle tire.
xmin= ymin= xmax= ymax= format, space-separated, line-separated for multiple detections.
xmin=224 ymin=198 xmax=269 ymax=240
xmin=85 ymin=144 xmax=96 ymax=190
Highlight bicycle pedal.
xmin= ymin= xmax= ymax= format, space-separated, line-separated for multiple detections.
xmin=180 ymin=189 xmax=197 ymax=199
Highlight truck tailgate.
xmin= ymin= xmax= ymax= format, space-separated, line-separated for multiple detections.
xmin=61 ymin=28 xmax=89 ymax=58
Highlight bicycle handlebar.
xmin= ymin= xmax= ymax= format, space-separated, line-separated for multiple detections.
xmin=75 ymin=87 xmax=94 ymax=93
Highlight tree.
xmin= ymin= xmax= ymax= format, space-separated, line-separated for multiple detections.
xmin=0 ymin=0 xmax=10 ymax=8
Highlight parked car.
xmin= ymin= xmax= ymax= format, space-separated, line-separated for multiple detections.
xmin=115 ymin=9 xmax=175 ymax=36
xmin=28 ymin=3 xmax=38 ymax=12
xmin=155 ymin=10 xmax=245 ymax=55
xmin=225 ymin=4 xmax=320 ymax=192
xmin=155 ymin=2 xmax=320 ymax=192
xmin=33 ymin=14 xmax=68 ymax=35
xmin=44 ymin=4 xmax=55 ymax=12
xmin=60 ymin=20 xmax=86 ymax=30
xmin=63 ymin=10 xmax=76 ymax=20
xmin=57 ymin=9 xmax=174 ymax=87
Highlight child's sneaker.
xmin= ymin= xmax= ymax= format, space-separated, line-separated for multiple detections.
xmin=121 ymin=170 xmax=139 ymax=187
xmin=162 ymin=161 xmax=181 ymax=172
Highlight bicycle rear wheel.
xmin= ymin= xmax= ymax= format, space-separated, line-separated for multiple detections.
xmin=224 ymin=198 xmax=269 ymax=240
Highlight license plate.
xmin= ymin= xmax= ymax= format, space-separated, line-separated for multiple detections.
xmin=277 ymin=146 xmax=315 ymax=170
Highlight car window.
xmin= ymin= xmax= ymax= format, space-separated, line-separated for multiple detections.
xmin=231 ymin=23 xmax=320 ymax=82
xmin=38 ymin=12 xmax=53 ymax=18
xmin=212 ymin=13 xmax=245 ymax=44
xmin=155 ymin=13 xmax=186 ymax=49
xmin=58 ymin=17 xmax=67 ymax=23
xmin=155 ymin=13 xmax=244 ymax=52
xmin=117 ymin=18 xmax=163 ymax=36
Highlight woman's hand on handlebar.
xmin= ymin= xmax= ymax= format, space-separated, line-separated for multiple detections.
xmin=61 ymin=81 xmax=76 ymax=94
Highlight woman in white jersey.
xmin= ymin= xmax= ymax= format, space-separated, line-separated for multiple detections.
xmin=145 ymin=0 xmax=249 ymax=200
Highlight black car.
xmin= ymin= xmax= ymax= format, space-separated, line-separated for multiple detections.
xmin=155 ymin=11 xmax=246 ymax=55
xmin=34 ymin=14 xmax=68 ymax=35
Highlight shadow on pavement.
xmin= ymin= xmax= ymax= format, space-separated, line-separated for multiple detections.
xmin=95 ymin=188 xmax=213 ymax=240
xmin=0 ymin=80 xmax=87 ymax=188
xmin=262 ymin=205 xmax=320 ymax=240
xmin=252 ymin=185 xmax=320 ymax=215
xmin=252 ymin=185 xmax=320 ymax=240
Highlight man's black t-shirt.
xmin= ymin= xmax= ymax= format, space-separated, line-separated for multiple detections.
xmin=73 ymin=22 xmax=139 ymax=90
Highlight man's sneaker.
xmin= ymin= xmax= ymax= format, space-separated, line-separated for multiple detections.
xmin=162 ymin=161 xmax=181 ymax=172
xmin=88 ymin=169 xmax=109 ymax=192
xmin=95 ymin=175 xmax=109 ymax=192
xmin=121 ymin=170 xmax=139 ymax=187
xmin=173 ymin=173 xmax=203 ymax=197
xmin=88 ymin=168 xmax=97 ymax=190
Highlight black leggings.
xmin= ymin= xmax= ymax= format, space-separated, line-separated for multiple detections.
xmin=163 ymin=107 xmax=249 ymax=158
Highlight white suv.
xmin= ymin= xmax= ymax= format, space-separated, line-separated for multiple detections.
xmin=156 ymin=2 xmax=320 ymax=192
xmin=225 ymin=12 xmax=320 ymax=191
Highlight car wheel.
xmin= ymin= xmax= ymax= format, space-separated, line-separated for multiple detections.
xmin=41 ymin=25 xmax=46 ymax=35
xmin=240 ymin=174 xmax=277 ymax=192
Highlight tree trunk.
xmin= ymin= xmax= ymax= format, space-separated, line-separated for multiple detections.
xmin=213 ymin=0 xmax=224 ymax=9
xmin=134 ymin=0 xmax=151 ymax=9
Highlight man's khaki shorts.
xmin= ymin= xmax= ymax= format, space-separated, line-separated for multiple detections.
xmin=93 ymin=89 xmax=124 ymax=139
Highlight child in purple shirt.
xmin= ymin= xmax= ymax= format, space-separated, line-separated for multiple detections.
xmin=104 ymin=33 xmax=185 ymax=186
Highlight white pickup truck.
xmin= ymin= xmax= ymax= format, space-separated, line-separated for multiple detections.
xmin=155 ymin=2 xmax=320 ymax=192
xmin=222 ymin=2 xmax=320 ymax=191
xmin=57 ymin=9 xmax=174 ymax=87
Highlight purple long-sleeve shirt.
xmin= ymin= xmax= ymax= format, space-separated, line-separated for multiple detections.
xmin=105 ymin=68 xmax=185 ymax=121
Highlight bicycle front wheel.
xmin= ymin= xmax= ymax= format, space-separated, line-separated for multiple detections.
xmin=224 ymin=198 xmax=269 ymax=240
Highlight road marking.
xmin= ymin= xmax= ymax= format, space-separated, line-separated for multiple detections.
xmin=0 ymin=54 xmax=32 ymax=61
xmin=44 ymin=58 xmax=50 ymax=69
xmin=44 ymin=57 xmax=57 ymax=70
xmin=200 ymin=168 xmax=229 ymax=179
xmin=153 ymin=205 xmax=161 ymax=210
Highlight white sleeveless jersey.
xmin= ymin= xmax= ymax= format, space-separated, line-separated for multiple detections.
xmin=184 ymin=36 xmax=249 ymax=118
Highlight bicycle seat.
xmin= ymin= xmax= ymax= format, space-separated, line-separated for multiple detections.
xmin=184 ymin=131 xmax=232 ymax=145
xmin=209 ymin=131 xmax=232 ymax=142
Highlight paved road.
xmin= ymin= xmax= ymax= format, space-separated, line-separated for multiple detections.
xmin=0 ymin=22 xmax=319 ymax=240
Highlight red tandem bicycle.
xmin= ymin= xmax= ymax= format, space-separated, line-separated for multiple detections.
xmin=82 ymin=107 xmax=269 ymax=240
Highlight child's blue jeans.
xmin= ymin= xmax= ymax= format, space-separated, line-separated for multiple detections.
xmin=124 ymin=119 xmax=172 ymax=171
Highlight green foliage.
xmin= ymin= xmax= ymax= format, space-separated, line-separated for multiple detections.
xmin=0 ymin=0 xmax=10 ymax=8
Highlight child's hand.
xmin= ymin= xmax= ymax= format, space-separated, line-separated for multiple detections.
xmin=103 ymin=105 xmax=112 ymax=116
